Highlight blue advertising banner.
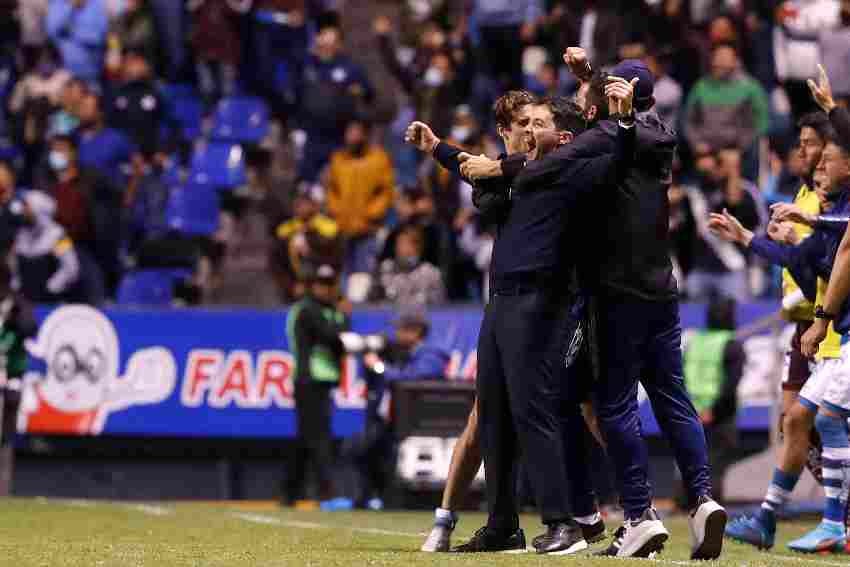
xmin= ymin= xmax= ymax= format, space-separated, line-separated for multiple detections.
xmin=16 ymin=302 xmax=780 ymax=439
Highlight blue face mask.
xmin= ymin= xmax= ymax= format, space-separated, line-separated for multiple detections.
xmin=48 ymin=150 xmax=69 ymax=172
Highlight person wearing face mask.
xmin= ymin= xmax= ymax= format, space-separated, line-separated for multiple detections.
xmin=374 ymin=17 xmax=461 ymax=138
xmin=294 ymin=24 xmax=374 ymax=183
xmin=684 ymin=44 xmax=770 ymax=160
xmin=325 ymin=118 xmax=395 ymax=274
xmin=370 ymin=224 xmax=445 ymax=306
xmin=8 ymin=44 xmax=70 ymax=117
xmin=12 ymin=190 xmax=81 ymax=303
xmin=48 ymin=77 xmax=87 ymax=138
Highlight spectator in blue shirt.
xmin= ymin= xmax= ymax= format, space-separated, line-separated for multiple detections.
xmin=46 ymin=0 xmax=109 ymax=82
xmin=471 ymin=0 xmax=543 ymax=90
xmin=76 ymin=92 xmax=137 ymax=186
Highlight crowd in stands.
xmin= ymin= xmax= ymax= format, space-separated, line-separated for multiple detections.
xmin=0 ymin=0 xmax=847 ymax=308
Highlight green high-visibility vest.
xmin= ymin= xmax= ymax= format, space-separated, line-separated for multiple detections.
xmin=683 ymin=330 xmax=734 ymax=413
xmin=286 ymin=299 xmax=343 ymax=384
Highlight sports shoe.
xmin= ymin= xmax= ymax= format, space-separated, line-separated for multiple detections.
xmin=688 ymin=495 xmax=727 ymax=560
xmin=452 ymin=526 xmax=527 ymax=553
xmin=724 ymin=512 xmax=775 ymax=550
xmin=787 ymin=522 xmax=847 ymax=553
xmin=531 ymin=519 xmax=605 ymax=547
xmin=421 ymin=511 xmax=456 ymax=553
xmin=616 ymin=508 xmax=669 ymax=558
xmin=532 ymin=522 xmax=587 ymax=555
xmin=594 ymin=524 xmax=625 ymax=556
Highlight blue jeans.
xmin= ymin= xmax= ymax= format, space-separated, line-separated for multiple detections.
xmin=590 ymin=294 xmax=711 ymax=518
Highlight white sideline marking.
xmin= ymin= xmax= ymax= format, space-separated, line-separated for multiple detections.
xmin=127 ymin=504 xmax=172 ymax=516
xmin=232 ymin=512 xmax=426 ymax=538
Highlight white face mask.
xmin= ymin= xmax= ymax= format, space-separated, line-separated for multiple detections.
xmin=451 ymin=126 xmax=472 ymax=143
xmin=48 ymin=150 xmax=69 ymax=172
xmin=423 ymin=67 xmax=444 ymax=88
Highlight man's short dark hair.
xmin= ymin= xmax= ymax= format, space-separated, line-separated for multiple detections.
xmin=539 ymin=96 xmax=587 ymax=136
xmin=493 ymin=90 xmax=536 ymax=129
xmin=51 ymin=134 xmax=78 ymax=149
xmin=798 ymin=112 xmax=836 ymax=144
xmin=585 ymin=71 xmax=610 ymax=121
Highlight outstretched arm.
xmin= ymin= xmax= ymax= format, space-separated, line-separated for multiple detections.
xmin=802 ymin=223 xmax=850 ymax=356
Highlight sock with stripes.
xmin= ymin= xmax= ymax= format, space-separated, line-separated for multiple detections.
xmin=759 ymin=468 xmax=799 ymax=528
xmin=815 ymin=413 xmax=850 ymax=529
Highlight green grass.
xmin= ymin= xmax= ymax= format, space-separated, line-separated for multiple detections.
xmin=0 ymin=498 xmax=841 ymax=566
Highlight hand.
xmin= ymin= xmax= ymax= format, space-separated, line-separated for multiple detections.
xmin=337 ymin=298 xmax=353 ymax=317
xmin=405 ymin=121 xmax=440 ymax=153
xmin=460 ymin=154 xmax=502 ymax=181
xmin=363 ymin=352 xmax=381 ymax=370
xmin=373 ymin=15 xmax=392 ymax=36
xmin=801 ymin=318 xmax=829 ymax=358
xmin=519 ymin=22 xmax=536 ymax=42
xmin=808 ymin=64 xmax=836 ymax=113
xmin=563 ymin=47 xmax=592 ymax=80
xmin=605 ymin=76 xmax=639 ymax=116
xmin=457 ymin=152 xmax=473 ymax=163
xmin=770 ymin=202 xmax=815 ymax=225
xmin=708 ymin=208 xmax=753 ymax=245
xmin=767 ymin=220 xmax=800 ymax=245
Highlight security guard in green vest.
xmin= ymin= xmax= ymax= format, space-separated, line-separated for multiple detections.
xmin=286 ymin=264 xmax=350 ymax=507
xmin=0 ymin=263 xmax=37 ymax=495
xmin=683 ymin=296 xmax=744 ymax=504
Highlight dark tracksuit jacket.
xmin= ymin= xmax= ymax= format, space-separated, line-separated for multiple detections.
xmin=439 ymin=123 xmax=636 ymax=531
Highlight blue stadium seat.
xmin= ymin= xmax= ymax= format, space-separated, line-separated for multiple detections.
xmin=161 ymin=83 xmax=203 ymax=141
xmin=165 ymin=181 xmax=220 ymax=236
xmin=188 ymin=141 xmax=246 ymax=189
xmin=209 ymin=96 xmax=269 ymax=144
xmin=116 ymin=268 xmax=191 ymax=306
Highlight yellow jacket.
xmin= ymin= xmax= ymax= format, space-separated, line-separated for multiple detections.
xmin=326 ymin=146 xmax=395 ymax=237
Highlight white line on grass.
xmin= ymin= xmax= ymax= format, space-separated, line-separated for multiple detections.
xmin=768 ymin=553 xmax=850 ymax=567
xmin=232 ymin=512 xmax=426 ymax=538
xmin=127 ymin=504 xmax=172 ymax=516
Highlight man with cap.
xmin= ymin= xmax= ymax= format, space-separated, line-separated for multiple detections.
xmin=353 ymin=308 xmax=449 ymax=509
xmin=462 ymin=52 xmax=726 ymax=560
xmin=285 ymin=263 xmax=351 ymax=507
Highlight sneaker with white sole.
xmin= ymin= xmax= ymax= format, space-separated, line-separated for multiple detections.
xmin=617 ymin=508 xmax=669 ymax=558
xmin=688 ymin=495 xmax=727 ymax=560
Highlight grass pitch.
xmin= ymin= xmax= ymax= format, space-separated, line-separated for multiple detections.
xmin=0 ymin=498 xmax=841 ymax=566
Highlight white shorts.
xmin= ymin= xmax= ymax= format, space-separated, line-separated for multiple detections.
xmin=799 ymin=342 xmax=850 ymax=416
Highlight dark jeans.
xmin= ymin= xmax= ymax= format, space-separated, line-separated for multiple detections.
xmin=347 ymin=414 xmax=395 ymax=505
xmin=288 ymin=380 xmax=335 ymax=502
xmin=477 ymin=284 xmax=579 ymax=532
xmin=590 ymin=293 xmax=711 ymax=519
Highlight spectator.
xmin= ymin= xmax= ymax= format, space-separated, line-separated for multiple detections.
xmin=77 ymin=92 xmax=137 ymax=185
xmin=325 ymin=118 xmax=394 ymax=274
xmin=19 ymin=0 xmax=50 ymax=49
xmin=123 ymin=151 xmax=169 ymax=256
xmin=106 ymin=50 xmax=164 ymax=156
xmin=378 ymin=185 xmax=448 ymax=272
xmin=12 ymin=190 xmax=81 ymax=303
xmin=45 ymin=134 xmax=118 ymax=297
xmin=249 ymin=0 xmax=309 ymax=111
xmin=682 ymin=295 xmax=743 ymax=505
xmin=8 ymin=44 xmax=70 ymax=116
xmin=45 ymin=0 xmax=110 ymax=83
xmin=370 ymin=224 xmax=445 ymax=306
xmin=0 ymin=162 xmax=25 ymax=256
xmin=48 ymin=77 xmax=87 ymax=137
xmin=472 ymin=0 xmax=543 ymax=90
xmin=294 ymin=24 xmax=374 ymax=182
xmin=684 ymin=148 xmax=763 ymax=302
xmin=109 ymin=0 xmax=159 ymax=68
xmin=644 ymin=51 xmax=682 ymax=128
xmin=273 ymin=186 xmax=342 ymax=302
xmin=188 ymin=0 xmax=245 ymax=107
xmin=541 ymin=0 xmax=624 ymax=70
xmin=353 ymin=308 xmax=449 ymax=508
xmin=668 ymin=172 xmax=696 ymax=294
xmin=684 ymin=44 xmax=769 ymax=158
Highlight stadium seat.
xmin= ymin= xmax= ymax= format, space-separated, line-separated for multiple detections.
xmin=165 ymin=181 xmax=220 ymax=236
xmin=188 ymin=141 xmax=246 ymax=189
xmin=209 ymin=96 xmax=270 ymax=144
xmin=158 ymin=155 xmax=184 ymax=187
xmin=161 ymin=83 xmax=203 ymax=141
xmin=116 ymin=268 xmax=192 ymax=306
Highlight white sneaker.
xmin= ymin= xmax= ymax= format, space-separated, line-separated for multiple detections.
xmin=421 ymin=523 xmax=453 ymax=552
xmin=617 ymin=508 xmax=669 ymax=558
xmin=688 ymin=495 xmax=727 ymax=560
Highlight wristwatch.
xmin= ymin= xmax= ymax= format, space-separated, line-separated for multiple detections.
xmin=814 ymin=305 xmax=836 ymax=321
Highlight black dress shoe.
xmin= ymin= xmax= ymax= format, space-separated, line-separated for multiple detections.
xmin=451 ymin=526 xmax=526 ymax=553
xmin=532 ymin=522 xmax=588 ymax=555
